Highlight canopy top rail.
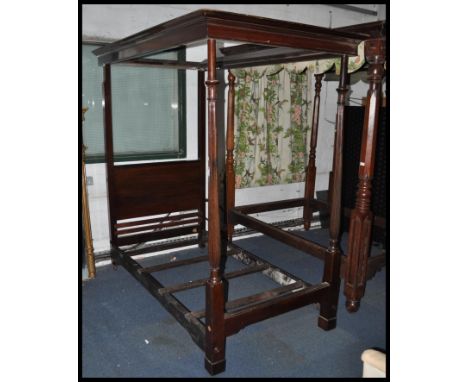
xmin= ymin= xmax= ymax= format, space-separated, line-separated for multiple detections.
xmin=92 ymin=9 xmax=385 ymax=67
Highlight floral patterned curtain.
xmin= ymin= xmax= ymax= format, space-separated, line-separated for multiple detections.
xmin=231 ymin=42 xmax=365 ymax=189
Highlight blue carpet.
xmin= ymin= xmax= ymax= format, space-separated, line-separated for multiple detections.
xmin=81 ymin=228 xmax=386 ymax=377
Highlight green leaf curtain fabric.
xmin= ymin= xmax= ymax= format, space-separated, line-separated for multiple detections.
xmin=231 ymin=42 xmax=365 ymax=189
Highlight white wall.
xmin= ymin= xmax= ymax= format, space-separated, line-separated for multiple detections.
xmin=82 ymin=4 xmax=386 ymax=252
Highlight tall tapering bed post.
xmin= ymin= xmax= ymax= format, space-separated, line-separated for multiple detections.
xmin=226 ymin=70 xmax=236 ymax=242
xmin=318 ymin=56 xmax=348 ymax=331
xmin=303 ymin=73 xmax=323 ymax=230
xmin=102 ymin=63 xmax=119 ymax=266
xmin=345 ymin=38 xmax=386 ymax=313
xmin=204 ymin=39 xmax=226 ymax=375
xmin=198 ymin=70 xmax=207 ymax=248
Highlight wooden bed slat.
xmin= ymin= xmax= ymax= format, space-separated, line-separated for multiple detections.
xmin=116 ymin=225 xmax=199 ymax=246
xmin=158 ymin=264 xmax=269 ymax=295
xmin=229 ymin=244 xmax=306 ymax=286
xmin=115 ymin=212 xmax=200 ymax=229
xmin=117 ymin=218 xmax=200 ymax=235
xmin=139 ymin=254 xmax=209 ymax=274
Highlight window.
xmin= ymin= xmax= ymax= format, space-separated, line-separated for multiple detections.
xmin=81 ymin=43 xmax=186 ymax=163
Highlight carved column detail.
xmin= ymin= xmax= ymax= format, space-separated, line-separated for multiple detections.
xmin=226 ymin=70 xmax=236 ymax=242
xmin=204 ymin=39 xmax=226 ymax=375
xmin=303 ymin=73 xmax=323 ymax=230
xmin=344 ymin=38 xmax=386 ymax=313
xmin=318 ymin=55 xmax=348 ymax=331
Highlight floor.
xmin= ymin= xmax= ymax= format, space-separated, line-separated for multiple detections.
xmin=81 ymin=228 xmax=386 ymax=378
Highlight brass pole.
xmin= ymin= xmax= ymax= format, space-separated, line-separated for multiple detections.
xmin=82 ymin=107 xmax=96 ymax=279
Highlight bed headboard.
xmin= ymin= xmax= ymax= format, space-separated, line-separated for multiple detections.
xmin=107 ymin=160 xmax=205 ymax=247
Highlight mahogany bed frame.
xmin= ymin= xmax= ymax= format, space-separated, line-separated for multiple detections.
xmin=93 ymin=9 xmax=386 ymax=375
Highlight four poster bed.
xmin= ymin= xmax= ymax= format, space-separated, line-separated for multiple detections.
xmin=92 ymin=9 xmax=386 ymax=375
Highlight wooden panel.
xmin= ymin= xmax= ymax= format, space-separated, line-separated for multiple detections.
xmin=112 ymin=160 xmax=203 ymax=220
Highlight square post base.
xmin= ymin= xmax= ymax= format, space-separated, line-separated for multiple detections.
xmin=318 ymin=315 xmax=337 ymax=331
xmin=205 ymin=357 xmax=226 ymax=375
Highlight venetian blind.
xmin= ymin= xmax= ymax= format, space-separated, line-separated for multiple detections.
xmin=82 ymin=44 xmax=185 ymax=162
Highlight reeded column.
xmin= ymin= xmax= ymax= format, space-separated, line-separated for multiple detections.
xmin=204 ymin=39 xmax=226 ymax=375
xmin=318 ymin=55 xmax=348 ymax=331
xmin=226 ymin=70 xmax=236 ymax=242
xmin=303 ymin=73 xmax=323 ymax=230
xmin=344 ymin=38 xmax=386 ymax=313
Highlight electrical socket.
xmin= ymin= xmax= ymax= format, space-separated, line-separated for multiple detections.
xmin=86 ymin=176 xmax=94 ymax=186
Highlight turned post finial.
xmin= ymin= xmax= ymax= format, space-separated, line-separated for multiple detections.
xmin=228 ymin=69 xmax=235 ymax=83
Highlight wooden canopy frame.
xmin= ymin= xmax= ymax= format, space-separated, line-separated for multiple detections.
xmin=93 ymin=9 xmax=386 ymax=375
